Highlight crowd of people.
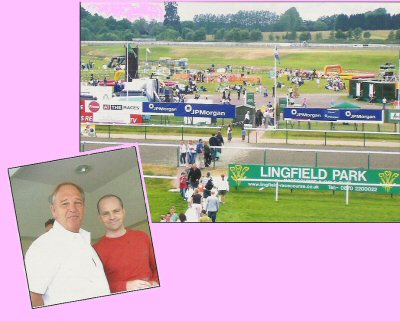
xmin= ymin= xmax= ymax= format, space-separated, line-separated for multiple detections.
xmin=179 ymin=131 xmax=226 ymax=168
xmin=325 ymin=75 xmax=346 ymax=91
xmin=161 ymin=170 xmax=230 ymax=223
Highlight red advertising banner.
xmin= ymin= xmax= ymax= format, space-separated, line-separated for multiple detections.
xmin=130 ymin=114 xmax=143 ymax=124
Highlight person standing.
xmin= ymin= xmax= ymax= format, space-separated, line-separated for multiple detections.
xmin=187 ymin=163 xmax=202 ymax=188
xmin=244 ymin=111 xmax=250 ymax=124
xmin=196 ymin=139 xmax=204 ymax=168
xmin=382 ymin=97 xmax=387 ymax=109
xmin=187 ymin=140 xmax=196 ymax=165
xmin=179 ymin=172 xmax=188 ymax=200
xmin=216 ymin=174 xmax=229 ymax=204
xmin=204 ymin=141 xmax=212 ymax=167
xmin=94 ymin=195 xmax=159 ymax=292
xmin=205 ymin=190 xmax=220 ymax=223
xmin=215 ymin=131 xmax=224 ymax=160
xmin=179 ymin=141 xmax=187 ymax=166
xmin=241 ymin=127 xmax=246 ymax=141
xmin=227 ymin=124 xmax=233 ymax=142
xmin=209 ymin=133 xmax=218 ymax=161
xmin=25 ymin=183 xmax=110 ymax=307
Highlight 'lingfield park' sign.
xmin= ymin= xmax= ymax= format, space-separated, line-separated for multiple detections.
xmin=228 ymin=164 xmax=400 ymax=194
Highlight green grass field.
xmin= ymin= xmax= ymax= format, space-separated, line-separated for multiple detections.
xmin=81 ymin=44 xmax=399 ymax=81
xmin=146 ymin=178 xmax=400 ymax=222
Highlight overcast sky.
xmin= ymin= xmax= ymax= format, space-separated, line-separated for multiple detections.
xmin=82 ymin=1 xmax=400 ymax=22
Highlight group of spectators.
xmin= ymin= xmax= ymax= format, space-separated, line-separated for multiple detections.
xmin=179 ymin=131 xmax=226 ymax=168
xmin=254 ymin=103 xmax=275 ymax=128
xmin=325 ymin=75 xmax=346 ymax=91
xmin=161 ymin=169 xmax=230 ymax=223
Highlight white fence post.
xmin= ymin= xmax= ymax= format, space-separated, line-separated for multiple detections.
xmin=346 ymin=183 xmax=350 ymax=205
xmin=275 ymin=181 xmax=279 ymax=202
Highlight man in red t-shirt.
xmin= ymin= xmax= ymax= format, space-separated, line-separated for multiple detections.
xmin=94 ymin=194 xmax=159 ymax=292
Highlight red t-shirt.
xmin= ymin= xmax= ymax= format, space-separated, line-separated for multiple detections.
xmin=94 ymin=229 xmax=159 ymax=293
xmin=179 ymin=176 xmax=187 ymax=188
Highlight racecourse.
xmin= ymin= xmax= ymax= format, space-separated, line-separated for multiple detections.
xmin=80 ymin=42 xmax=400 ymax=222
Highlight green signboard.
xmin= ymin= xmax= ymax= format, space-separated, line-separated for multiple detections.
xmin=385 ymin=109 xmax=400 ymax=123
xmin=228 ymin=164 xmax=400 ymax=194
xmin=246 ymin=93 xmax=255 ymax=106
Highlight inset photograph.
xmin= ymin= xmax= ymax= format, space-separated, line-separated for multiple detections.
xmin=9 ymin=147 xmax=159 ymax=308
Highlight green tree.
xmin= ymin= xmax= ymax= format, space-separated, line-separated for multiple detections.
xmin=239 ymin=29 xmax=250 ymax=41
xmin=277 ymin=7 xmax=303 ymax=31
xmin=148 ymin=23 xmax=165 ymax=37
xmin=286 ymin=31 xmax=297 ymax=41
xmin=105 ymin=16 xmax=118 ymax=30
xmin=268 ymin=33 xmax=274 ymax=41
xmin=214 ymin=28 xmax=225 ymax=41
xmin=80 ymin=27 xmax=93 ymax=40
xmin=157 ymin=28 xmax=180 ymax=41
xmin=335 ymin=14 xmax=349 ymax=31
xmin=353 ymin=27 xmax=362 ymax=40
xmin=363 ymin=31 xmax=371 ymax=39
xmin=163 ymin=2 xmax=181 ymax=32
xmin=315 ymin=32 xmax=323 ymax=41
xmin=182 ymin=27 xmax=194 ymax=39
xmin=99 ymin=32 xmax=119 ymax=41
xmin=335 ymin=29 xmax=347 ymax=39
xmin=225 ymin=28 xmax=241 ymax=42
xmin=250 ymin=29 xmax=263 ymax=41
xmin=132 ymin=19 xmax=148 ymax=35
xmin=121 ymin=30 xmax=135 ymax=41
xmin=346 ymin=29 xmax=353 ymax=39
xmin=193 ymin=28 xmax=207 ymax=41
xmin=299 ymin=31 xmax=311 ymax=41
xmin=275 ymin=35 xmax=280 ymax=41
xmin=395 ymin=29 xmax=400 ymax=40
xmin=185 ymin=31 xmax=195 ymax=41
xmin=329 ymin=30 xmax=335 ymax=39
xmin=387 ymin=30 xmax=395 ymax=41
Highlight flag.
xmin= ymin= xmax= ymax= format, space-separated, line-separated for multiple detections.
xmin=274 ymin=46 xmax=280 ymax=64
xmin=146 ymin=48 xmax=151 ymax=54
xmin=127 ymin=44 xmax=137 ymax=58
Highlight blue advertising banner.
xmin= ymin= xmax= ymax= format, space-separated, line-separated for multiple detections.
xmin=283 ymin=108 xmax=383 ymax=123
xmin=142 ymin=102 xmax=236 ymax=118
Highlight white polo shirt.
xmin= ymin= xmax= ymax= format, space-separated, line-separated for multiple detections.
xmin=25 ymin=221 xmax=110 ymax=306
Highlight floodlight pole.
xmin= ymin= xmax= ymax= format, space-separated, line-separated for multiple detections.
xmin=274 ymin=50 xmax=277 ymax=128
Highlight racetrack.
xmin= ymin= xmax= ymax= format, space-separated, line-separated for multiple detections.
xmin=81 ymin=137 xmax=400 ymax=171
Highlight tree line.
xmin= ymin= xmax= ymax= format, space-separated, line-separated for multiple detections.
xmin=80 ymin=5 xmax=400 ymax=43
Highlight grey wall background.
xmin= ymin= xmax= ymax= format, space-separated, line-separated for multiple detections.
xmin=9 ymin=147 xmax=150 ymax=254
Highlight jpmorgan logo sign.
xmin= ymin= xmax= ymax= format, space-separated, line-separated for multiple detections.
xmin=291 ymin=109 xmax=297 ymax=115
xmin=149 ymin=103 xmax=155 ymax=110
xmin=345 ymin=111 xmax=352 ymax=117
xmin=184 ymin=104 xmax=193 ymax=113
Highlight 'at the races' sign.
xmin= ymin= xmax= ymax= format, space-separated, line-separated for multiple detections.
xmin=80 ymin=100 xmax=143 ymax=124
xmin=228 ymin=164 xmax=400 ymax=194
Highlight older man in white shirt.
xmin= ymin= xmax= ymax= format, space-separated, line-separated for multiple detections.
xmin=25 ymin=182 xmax=110 ymax=307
